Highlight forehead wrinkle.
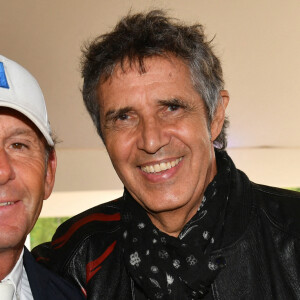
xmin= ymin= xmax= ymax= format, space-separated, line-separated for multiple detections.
xmin=111 ymin=58 xmax=179 ymax=86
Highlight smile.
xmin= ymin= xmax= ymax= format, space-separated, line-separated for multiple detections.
xmin=0 ymin=202 xmax=14 ymax=207
xmin=141 ymin=157 xmax=183 ymax=174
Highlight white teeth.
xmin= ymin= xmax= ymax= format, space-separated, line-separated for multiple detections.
xmin=160 ymin=162 xmax=167 ymax=171
xmin=141 ymin=157 xmax=182 ymax=174
xmin=154 ymin=164 xmax=160 ymax=172
xmin=0 ymin=202 xmax=14 ymax=207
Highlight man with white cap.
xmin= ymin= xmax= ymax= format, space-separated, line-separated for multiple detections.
xmin=0 ymin=55 xmax=84 ymax=299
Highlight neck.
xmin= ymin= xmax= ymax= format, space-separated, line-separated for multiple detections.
xmin=0 ymin=248 xmax=23 ymax=280
xmin=147 ymin=205 xmax=201 ymax=237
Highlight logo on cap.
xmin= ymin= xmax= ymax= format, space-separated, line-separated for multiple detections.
xmin=0 ymin=62 xmax=9 ymax=89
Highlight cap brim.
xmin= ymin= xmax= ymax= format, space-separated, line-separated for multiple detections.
xmin=0 ymin=100 xmax=54 ymax=146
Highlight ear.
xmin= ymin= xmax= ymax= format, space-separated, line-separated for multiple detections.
xmin=43 ymin=149 xmax=57 ymax=200
xmin=210 ymin=90 xmax=230 ymax=141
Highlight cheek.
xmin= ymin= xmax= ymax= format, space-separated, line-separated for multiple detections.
xmin=25 ymin=196 xmax=42 ymax=216
xmin=16 ymin=159 xmax=47 ymax=197
xmin=174 ymin=119 xmax=211 ymax=147
xmin=23 ymin=176 xmax=45 ymax=209
xmin=23 ymin=201 xmax=43 ymax=234
xmin=106 ymin=132 xmax=137 ymax=165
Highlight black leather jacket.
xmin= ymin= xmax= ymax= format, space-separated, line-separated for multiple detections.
xmin=33 ymin=159 xmax=300 ymax=299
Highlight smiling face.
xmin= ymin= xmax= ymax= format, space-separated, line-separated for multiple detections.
xmin=0 ymin=109 xmax=56 ymax=253
xmin=99 ymin=56 xmax=226 ymax=232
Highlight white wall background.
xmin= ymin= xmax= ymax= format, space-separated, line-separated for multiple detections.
xmin=0 ymin=0 xmax=299 ymax=216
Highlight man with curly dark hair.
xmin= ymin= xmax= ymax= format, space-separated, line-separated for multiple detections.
xmin=34 ymin=10 xmax=300 ymax=299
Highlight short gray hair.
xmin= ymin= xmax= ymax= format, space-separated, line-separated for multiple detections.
xmin=81 ymin=10 xmax=229 ymax=149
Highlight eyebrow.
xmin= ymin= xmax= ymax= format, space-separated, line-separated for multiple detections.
xmin=105 ymin=106 xmax=134 ymax=122
xmin=157 ymin=98 xmax=187 ymax=107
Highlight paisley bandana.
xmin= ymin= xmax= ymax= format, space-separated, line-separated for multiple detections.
xmin=122 ymin=150 xmax=231 ymax=299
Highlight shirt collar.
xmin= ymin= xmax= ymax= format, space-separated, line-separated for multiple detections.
xmin=2 ymin=248 xmax=24 ymax=298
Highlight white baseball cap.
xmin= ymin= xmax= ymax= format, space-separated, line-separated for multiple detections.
xmin=0 ymin=55 xmax=54 ymax=146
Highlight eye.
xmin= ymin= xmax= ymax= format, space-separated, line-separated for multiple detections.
xmin=117 ymin=113 xmax=129 ymax=121
xmin=11 ymin=143 xmax=28 ymax=150
xmin=167 ymin=104 xmax=181 ymax=112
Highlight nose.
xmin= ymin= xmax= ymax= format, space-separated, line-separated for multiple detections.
xmin=0 ymin=149 xmax=15 ymax=185
xmin=137 ymin=117 xmax=170 ymax=154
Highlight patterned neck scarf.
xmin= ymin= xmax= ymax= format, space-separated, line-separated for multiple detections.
xmin=122 ymin=150 xmax=231 ymax=299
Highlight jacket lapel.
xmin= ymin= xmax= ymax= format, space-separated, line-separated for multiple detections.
xmin=23 ymin=247 xmax=49 ymax=300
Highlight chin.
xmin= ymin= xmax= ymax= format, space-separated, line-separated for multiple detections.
xmin=144 ymin=197 xmax=188 ymax=214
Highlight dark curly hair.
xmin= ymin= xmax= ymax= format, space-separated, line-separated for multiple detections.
xmin=81 ymin=10 xmax=228 ymax=149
